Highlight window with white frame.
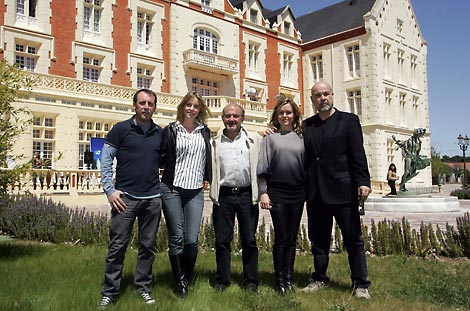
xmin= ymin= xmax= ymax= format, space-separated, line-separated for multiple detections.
xmin=191 ymin=77 xmax=220 ymax=97
xmin=346 ymin=44 xmax=360 ymax=78
xmin=83 ymin=54 xmax=102 ymax=82
xmin=385 ymin=88 xmax=392 ymax=123
xmin=32 ymin=115 xmax=56 ymax=169
xmin=282 ymin=52 xmax=293 ymax=84
xmin=15 ymin=41 xmax=38 ymax=72
xmin=284 ymin=21 xmax=291 ymax=35
xmin=137 ymin=65 xmax=153 ymax=89
xmin=16 ymin=0 xmax=37 ymax=16
xmin=396 ymin=19 xmax=403 ymax=36
xmin=383 ymin=43 xmax=391 ymax=79
xmin=412 ymin=96 xmax=419 ymax=127
xmin=250 ymin=9 xmax=258 ymax=24
xmin=347 ymin=89 xmax=362 ymax=119
xmin=248 ymin=42 xmax=260 ymax=76
xmin=310 ymin=54 xmax=323 ymax=81
xmin=397 ymin=49 xmax=405 ymax=84
xmin=137 ymin=10 xmax=153 ymax=48
xmin=387 ymin=139 xmax=395 ymax=164
xmin=78 ymin=118 xmax=114 ymax=169
xmin=84 ymin=0 xmax=102 ymax=35
xmin=399 ymin=93 xmax=406 ymax=126
xmin=201 ymin=0 xmax=210 ymax=6
xmin=410 ymin=54 xmax=418 ymax=87
xmin=193 ymin=28 xmax=218 ymax=54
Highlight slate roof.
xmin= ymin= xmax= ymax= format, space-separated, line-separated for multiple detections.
xmin=294 ymin=0 xmax=376 ymax=43
xmin=228 ymin=0 xmax=247 ymax=11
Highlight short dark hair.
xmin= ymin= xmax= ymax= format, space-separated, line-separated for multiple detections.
xmin=133 ymin=89 xmax=157 ymax=105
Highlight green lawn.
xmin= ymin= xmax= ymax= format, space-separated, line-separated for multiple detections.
xmin=1 ymin=240 xmax=469 ymax=311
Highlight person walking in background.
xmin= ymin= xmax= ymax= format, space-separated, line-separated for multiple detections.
xmin=301 ymin=81 xmax=372 ymax=299
xmin=99 ymin=89 xmax=163 ymax=308
xmin=210 ymin=103 xmax=261 ymax=293
xmin=386 ymin=163 xmax=398 ymax=196
xmin=160 ymin=92 xmax=212 ymax=298
xmin=257 ymin=95 xmax=305 ymax=295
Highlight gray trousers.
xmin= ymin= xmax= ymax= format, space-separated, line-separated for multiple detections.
xmin=101 ymin=195 xmax=162 ymax=298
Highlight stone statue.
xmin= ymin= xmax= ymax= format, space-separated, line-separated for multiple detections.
xmin=392 ymin=128 xmax=430 ymax=192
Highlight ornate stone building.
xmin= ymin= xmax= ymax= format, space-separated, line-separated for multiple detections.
xmin=0 ymin=0 xmax=430 ymax=196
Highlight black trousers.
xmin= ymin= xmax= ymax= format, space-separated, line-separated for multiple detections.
xmin=270 ymin=203 xmax=304 ymax=275
xmin=307 ymin=197 xmax=371 ymax=289
xmin=213 ymin=188 xmax=259 ymax=286
xmin=388 ymin=180 xmax=397 ymax=195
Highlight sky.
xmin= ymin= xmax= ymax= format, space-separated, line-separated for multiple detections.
xmin=264 ymin=0 xmax=470 ymax=157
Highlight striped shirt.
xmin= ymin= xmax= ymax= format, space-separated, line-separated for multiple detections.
xmin=173 ymin=121 xmax=206 ymax=189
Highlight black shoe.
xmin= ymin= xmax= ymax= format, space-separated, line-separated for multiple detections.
xmin=244 ymin=283 xmax=258 ymax=293
xmin=215 ymin=283 xmax=227 ymax=291
xmin=276 ymin=284 xmax=287 ymax=295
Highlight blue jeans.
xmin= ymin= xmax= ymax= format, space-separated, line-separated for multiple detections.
xmin=102 ymin=195 xmax=162 ymax=298
xmin=161 ymin=183 xmax=204 ymax=257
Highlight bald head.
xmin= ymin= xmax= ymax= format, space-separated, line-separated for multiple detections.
xmin=310 ymin=81 xmax=335 ymax=118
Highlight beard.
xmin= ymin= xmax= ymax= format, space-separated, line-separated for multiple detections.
xmin=318 ymin=102 xmax=333 ymax=112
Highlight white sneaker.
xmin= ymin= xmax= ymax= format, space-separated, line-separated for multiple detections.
xmin=301 ymin=280 xmax=326 ymax=293
xmin=354 ymin=288 xmax=371 ymax=299
xmin=99 ymin=296 xmax=113 ymax=309
xmin=140 ymin=292 xmax=156 ymax=304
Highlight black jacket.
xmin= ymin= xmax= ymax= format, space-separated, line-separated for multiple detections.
xmin=160 ymin=121 xmax=212 ymax=186
xmin=303 ymin=110 xmax=370 ymax=204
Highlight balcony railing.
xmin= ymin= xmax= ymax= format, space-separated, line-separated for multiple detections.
xmin=5 ymin=169 xmax=103 ymax=195
xmin=4 ymin=167 xmax=389 ymax=198
xmin=183 ymin=49 xmax=239 ymax=75
xmin=26 ymin=72 xmax=265 ymax=117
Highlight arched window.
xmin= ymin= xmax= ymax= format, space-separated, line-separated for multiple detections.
xmin=193 ymin=28 xmax=218 ymax=54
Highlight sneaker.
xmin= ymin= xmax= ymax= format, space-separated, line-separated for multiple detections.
xmin=215 ymin=283 xmax=227 ymax=291
xmin=301 ymin=280 xmax=326 ymax=293
xmin=244 ymin=282 xmax=258 ymax=293
xmin=140 ymin=292 xmax=156 ymax=304
xmin=354 ymin=288 xmax=371 ymax=299
xmin=99 ymin=296 xmax=113 ymax=309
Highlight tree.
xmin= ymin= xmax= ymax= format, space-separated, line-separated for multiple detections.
xmin=0 ymin=60 xmax=35 ymax=198
xmin=431 ymin=146 xmax=453 ymax=184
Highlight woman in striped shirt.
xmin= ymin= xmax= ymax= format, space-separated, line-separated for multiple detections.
xmin=160 ymin=92 xmax=212 ymax=298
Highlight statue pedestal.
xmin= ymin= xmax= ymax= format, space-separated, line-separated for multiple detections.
xmin=366 ymin=195 xmax=460 ymax=213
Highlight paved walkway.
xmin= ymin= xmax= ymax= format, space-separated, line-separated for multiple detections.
xmin=83 ymin=183 xmax=469 ymax=231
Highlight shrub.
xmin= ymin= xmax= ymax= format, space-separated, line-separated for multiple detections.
xmin=450 ymin=188 xmax=470 ymax=199
xmin=2 ymin=195 xmax=470 ymax=259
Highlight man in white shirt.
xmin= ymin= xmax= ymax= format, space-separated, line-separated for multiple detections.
xmin=210 ymin=103 xmax=261 ymax=293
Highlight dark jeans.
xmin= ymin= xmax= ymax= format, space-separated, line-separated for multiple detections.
xmin=101 ymin=196 xmax=162 ymax=298
xmin=307 ymin=197 xmax=371 ymax=289
xmin=213 ymin=188 xmax=259 ymax=286
xmin=270 ymin=203 xmax=304 ymax=274
xmin=161 ymin=183 xmax=204 ymax=257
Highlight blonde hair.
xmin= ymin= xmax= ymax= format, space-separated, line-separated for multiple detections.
xmin=176 ymin=91 xmax=211 ymax=124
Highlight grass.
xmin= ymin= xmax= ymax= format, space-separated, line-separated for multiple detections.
xmin=1 ymin=240 xmax=469 ymax=311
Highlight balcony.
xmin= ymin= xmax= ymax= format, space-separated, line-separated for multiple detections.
xmin=183 ymin=49 xmax=239 ymax=75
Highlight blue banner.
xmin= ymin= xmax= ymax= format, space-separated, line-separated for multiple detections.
xmin=90 ymin=137 xmax=106 ymax=169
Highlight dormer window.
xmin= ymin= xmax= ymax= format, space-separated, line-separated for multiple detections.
xmin=250 ymin=9 xmax=258 ymax=24
xmin=284 ymin=21 xmax=291 ymax=35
